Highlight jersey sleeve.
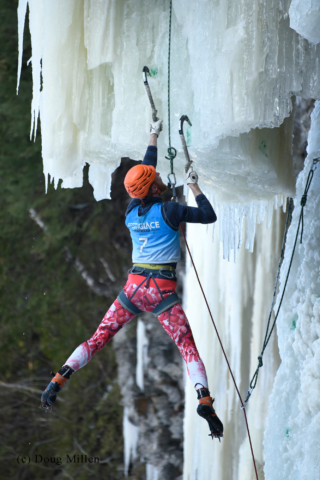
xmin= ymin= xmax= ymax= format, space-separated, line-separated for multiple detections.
xmin=161 ymin=194 xmax=217 ymax=230
xmin=142 ymin=145 xmax=157 ymax=167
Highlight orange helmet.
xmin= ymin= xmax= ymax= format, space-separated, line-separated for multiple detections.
xmin=124 ymin=165 xmax=157 ymax=198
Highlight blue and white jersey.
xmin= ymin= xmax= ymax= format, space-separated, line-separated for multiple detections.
xmin=126 ymin=203 xmax=181 ymax=264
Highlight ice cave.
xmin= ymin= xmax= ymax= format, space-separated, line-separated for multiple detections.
xmin=17 ymin=0 xmax=320 ymax=479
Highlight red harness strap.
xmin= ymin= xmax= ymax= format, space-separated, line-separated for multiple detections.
xmin=128 ymin=273 xmax=177 ymax=291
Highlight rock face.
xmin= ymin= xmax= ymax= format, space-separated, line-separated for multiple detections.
xmin=292 ymin=97 xmax=315 ymax=176
xmin=113 ymin=310 xmax=185 ymax=480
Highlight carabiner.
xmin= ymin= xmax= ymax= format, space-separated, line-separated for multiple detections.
xmin=167 ymin=173 xmax=178 ymax=202
xmin=167 ymin=172 xmax=176 ymax=186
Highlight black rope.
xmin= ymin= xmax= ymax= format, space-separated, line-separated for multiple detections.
xmin=242 ymin=159 xmax=319 ymax=408
xmin=300 ymin=167 xmax=314 ymax=243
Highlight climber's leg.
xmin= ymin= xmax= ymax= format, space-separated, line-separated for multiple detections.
xmin=65 ymin=299 xmax=135 ymax=371
xmin=156 ymin=303 xmax=208 ymax=387
xmin=157 ymin=303 xmax=223 ymax=439
xmin=40 ymin=299 xmax=135 ymax=409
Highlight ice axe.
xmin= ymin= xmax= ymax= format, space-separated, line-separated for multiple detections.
xmin=179 ymin=115 xmax=193 ymax=173
xmin=142 ymin=66 xmax=158 ymax=122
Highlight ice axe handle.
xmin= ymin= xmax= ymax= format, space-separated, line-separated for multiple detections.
xmin=142 ymin=66 xmax=158 ymax=122
xmin=179 ymin=115 xmax=193 ymax=173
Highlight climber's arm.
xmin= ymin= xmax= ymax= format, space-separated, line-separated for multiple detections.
xmin=161 ymin=170 xmax=216 ymax=229
xmin=142 ymin=119 xmax=163 ymax=167
xmin=162 ymin=195 xmax=216 ymax=230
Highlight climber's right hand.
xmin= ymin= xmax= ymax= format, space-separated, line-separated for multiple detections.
xmin=186 ymin=169 xmax=198 ymax=185
xmin=150 ymin=119 xmax=163 ymax=137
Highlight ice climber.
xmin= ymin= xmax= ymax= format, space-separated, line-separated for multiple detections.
xmin=41 ymin=119 xmax=224 ymax=440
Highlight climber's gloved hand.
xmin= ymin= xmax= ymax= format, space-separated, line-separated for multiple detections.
xmin=150 ymin=119 xmax=163 ymax=137
xmin=186 ymin=169 xmax=198 ymax=185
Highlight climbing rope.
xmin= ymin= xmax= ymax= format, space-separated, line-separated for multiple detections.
xmin=165 ymin=0 xmax=177 ymax=199
xmin=300 ymin=162 xmax=317 ymax=243
xmin=179 ymin=225 xmax=259 ymax=480
xmin=167 ymin=0 xmax=173 ymax=155
xmin=242 ymin=158 xmax=319 ymax=408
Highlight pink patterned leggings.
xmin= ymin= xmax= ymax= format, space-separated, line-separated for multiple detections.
xmin=65 ymin=274 xmax=208 ymax=387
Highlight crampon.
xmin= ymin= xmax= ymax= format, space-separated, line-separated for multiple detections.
xmin=41 ymin=365 xmax=73 ymax=411
xmin=197 ymin=388 xmax=224 ymax=441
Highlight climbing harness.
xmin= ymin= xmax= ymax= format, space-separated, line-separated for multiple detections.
xmin=242 ymin=157 xmax=320 ymax=409
xmin=117 ymin=266 xmax=179 ymax=316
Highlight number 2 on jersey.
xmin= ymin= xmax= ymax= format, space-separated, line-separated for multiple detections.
xmin=139 ymin=238 xmax=148 ymax=253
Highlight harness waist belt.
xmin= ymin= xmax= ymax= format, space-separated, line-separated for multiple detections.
xmin=117 ymin=290 xmax=180 ymax=317
xmin=129 ymin=265 xmax=176 ymax=281
xmin=133 ymin=263 xmax=175 ymax=271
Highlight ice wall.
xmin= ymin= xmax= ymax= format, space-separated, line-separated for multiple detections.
xmin=264 ymin=103 xmax=320 ymax=480
xmin=183 ymin=203 xmax=283 ymax=480
xmin=17 ymin=0 xmax=320 ymax=255
xmin=289 ymin=0 xmax=320 ymax=45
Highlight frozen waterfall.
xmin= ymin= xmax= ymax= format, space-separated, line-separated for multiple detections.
xmin=183 ymin=199 xmax=283 ymax=480
xmin=264 ymin=103 xmax=320 ymax=480
xmin=18 ymin=0 xmax=320 ymax=256
xmin=17 ymin=0 xmax=320 ymax=479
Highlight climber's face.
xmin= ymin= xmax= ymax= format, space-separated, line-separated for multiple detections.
xmin=155 ymin=172 xmax=168 ymax=194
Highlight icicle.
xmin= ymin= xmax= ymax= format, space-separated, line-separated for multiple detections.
xmin=17 ymin=0 xmax=28 ymax=95
xmin=123 ymin=407 xmax=139 ymax=476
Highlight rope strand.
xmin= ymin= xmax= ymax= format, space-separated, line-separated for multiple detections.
xmin=244 ymin=159 xmax=319 ymax=406
xmin=179 ymin=225 xmax=259 ymax=480
xmin=168 ymin=0 xmax=173 ymax=150
xmin=166 ymin=0 xmax=177 ymax=194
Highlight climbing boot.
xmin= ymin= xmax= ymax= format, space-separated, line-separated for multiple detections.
xmin=41 ymin=365 xmax=74 ymax=410
xmin=196 ymin=387 xmax=224 ymax=440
